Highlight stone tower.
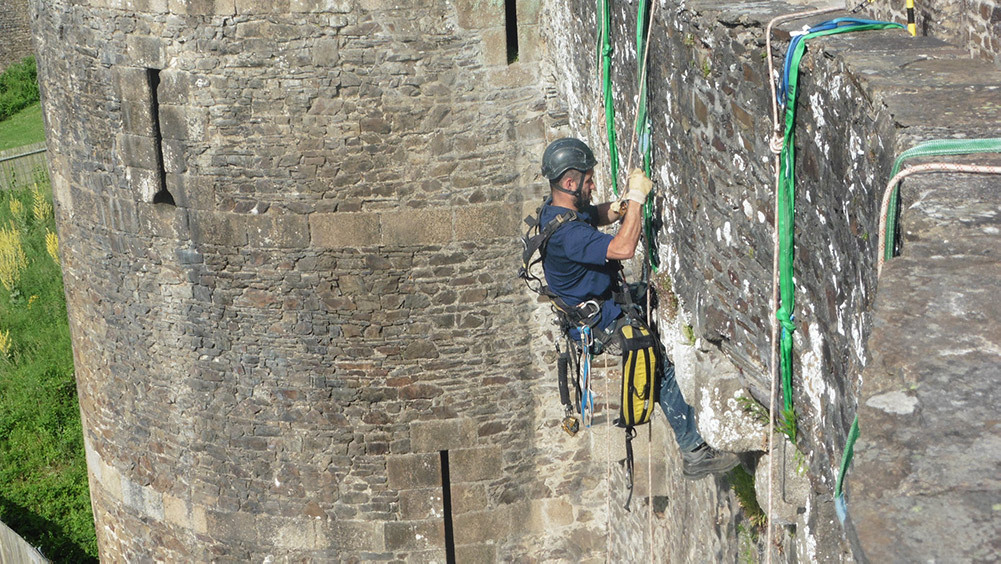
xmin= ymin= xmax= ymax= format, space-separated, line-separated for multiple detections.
xmin=32 ymin=0 xmax=554 ymax=559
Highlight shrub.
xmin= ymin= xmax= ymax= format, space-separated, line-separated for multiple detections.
xmin=0 ymin=56 xmax=40 ymax=122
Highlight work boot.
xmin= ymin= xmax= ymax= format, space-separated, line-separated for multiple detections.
xmin=682 ymin=443 xmax=739 ymax=479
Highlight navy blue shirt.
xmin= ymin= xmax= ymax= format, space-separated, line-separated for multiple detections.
xmin=539 ymin=203 xmax=622 ymax=335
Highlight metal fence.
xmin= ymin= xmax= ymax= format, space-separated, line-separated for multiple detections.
xmin=0 ymin=519 xmax=49 ymax=564
xmin=0 ymin=141 xmax=48 ymax=190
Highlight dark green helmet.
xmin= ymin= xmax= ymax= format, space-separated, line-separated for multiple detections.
xmin=541 ymin=138 xmax=597 ymax=181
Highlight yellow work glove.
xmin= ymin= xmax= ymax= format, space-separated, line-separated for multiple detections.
xmin=625 ymin=168 xmax=653 ymax=204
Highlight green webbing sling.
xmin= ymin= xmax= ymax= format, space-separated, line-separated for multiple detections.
xmin=598 ymin=0 xmax=619 ymax=196
xmin=598 ymin=0 xmax=659 ymax=270
xmin=777 ymin=21 xmax=903 ymax=416
xmin=883 ymin=137 xmax=1001 ymax=261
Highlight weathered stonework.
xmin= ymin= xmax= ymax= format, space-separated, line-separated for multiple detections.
xmin=0 ymin=0 xmax=33 ymax=71
xmin=546 ymin=0 xmax=1001 ymax=560
xmin=33 ymin=0 xmax=556 ymax=560
xmin=32 ymin=0 xmax=1001 ymax=560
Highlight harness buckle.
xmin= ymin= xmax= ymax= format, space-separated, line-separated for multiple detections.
xmin=577 ymin=300 xmax=600 ymax=324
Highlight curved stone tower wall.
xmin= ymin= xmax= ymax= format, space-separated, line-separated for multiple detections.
xmin=32 ymin=0 xmax=552 ymax=560
xmin=0 ymin=0 xmax=33 ymax=71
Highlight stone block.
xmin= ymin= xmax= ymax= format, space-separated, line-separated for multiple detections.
xmin=236 ymin=0 xmax=289 ymax=13
xmin=754 ymin=435 xmax=809 ymax=526
xmin=323 ymin=520 xmax=384 ymax=551
xmin=452 ymin=507 xmax=510 ymax=545
xmin=169 ymin=0 xmax=236 ymax=15
xmin=310 ymin=212 xmax=381 ymax=247
xmin=384 ymin=520 xmax=445 ymax=551
xmin=381 ymin=209 xmax=452 ymax=246
xmin=450 ymin=483 xmax=487 ymax=515
xmin=454 ymin=203 xmax=521 ymax=242
xmin=517 ymin=0 xmax=542 ymax=22
xmin=246 ymin=213 xmax=310 ymax=248
xmin=454 ymin=544 xmax=497 ymax=563
xmin=410 ymin=418 xmax=477 ymax=453
xmin=163 ymin=494 xmax=208 ymax=533
xmin=158 ymin=105 xmax=188 ymax=140
xmin=449 ymin=446 xmax=501 ymax=483
xmin=671 ymin=341 xmax=767 ymax=453
xmin=260 ymin=516 xmax=318 ymax=549
xmin=399 ymin=489 xmax=443 ymax=520
xmin=118 ymin=133 xmax=159 ymax=170
xmin=206 ymin=510 xmax=258 ymax=543
xmin=161 ymin=139 xmax=187 ymax=173
xmin=312 ymin=38 xmax=340 ymax=66
xmin=387 ymin=453 xmax=441 ymax=489
xmin=290 ymin=0 xmax=351 ymax=12
xmin=126 ymin=166 xmax=160 ymax=202
xmin=126 ymin=35 xmax=166 ymax=69
xmin=122 ymin=101 xmax=154 ymax=137
xmin=481 ymin=28 xmax=508 ymax=67
xmin=517 ymin=24 xmax=543 ymax=63
xmin=188 ymin=210 xmax=248 ymax=247
xmin=453 ymin=0 xmax=503 ymax=29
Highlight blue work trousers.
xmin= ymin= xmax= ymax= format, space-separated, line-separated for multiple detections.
xmin=658 ymin=360 xmax=703 ymax=453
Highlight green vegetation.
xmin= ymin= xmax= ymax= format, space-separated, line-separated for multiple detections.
xmin=730 ymin=466 xmax=767 ymax=531
xmin=681 ymin=324 xmax=696 ymax=345
xmin=650 ymin=271 xmax=678 ymax=321
xmin=0 ymin=56 xmax=40 ymax=122
xmin=0 ymin=102 xmax=45 ymax=151
xmin=778 ymin=406 xmax=798 ymax=443
xmin=738 ymin=395 xmax=769 ymax=426
xmin=0 ymin=178 xmax=97 ymax=562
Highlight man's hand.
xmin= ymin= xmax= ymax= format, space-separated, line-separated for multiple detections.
xmin=625 ymin=168 xmax=652 ymax=204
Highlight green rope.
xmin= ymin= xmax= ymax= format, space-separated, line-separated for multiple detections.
xmin=883 ymin=137 xmax=1001 ymax=261
xmin=635 ymin=0 xmax=659 ymax=272
xmin=834 ymin=415 xmax=859 ymax=499
xmin=598 ymin=0 xmax=619 ymax=196
xmin=777 ymin=22 xmax=903 ymax=415
xmin=598 ymin=0 xmax=659 ymax=271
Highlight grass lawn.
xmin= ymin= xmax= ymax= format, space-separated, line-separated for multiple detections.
xmin=0 ymin=180 xmax=98 ymax=562
xmin=0 ymin=102 xmax=45 ymax=152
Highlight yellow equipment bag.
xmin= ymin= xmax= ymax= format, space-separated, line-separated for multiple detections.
xmin=618 ymin=323 xmax=658 ymax=427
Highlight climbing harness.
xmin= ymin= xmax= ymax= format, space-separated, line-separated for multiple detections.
xmin=764 ymin=11 xmax=902 ymax=561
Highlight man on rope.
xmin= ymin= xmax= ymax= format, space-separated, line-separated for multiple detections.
xmin=537 ymin=137 xmax=739 ymax=479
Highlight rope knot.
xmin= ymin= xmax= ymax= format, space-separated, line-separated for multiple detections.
xmin=770 ymin=134 xmax=784 ymax=154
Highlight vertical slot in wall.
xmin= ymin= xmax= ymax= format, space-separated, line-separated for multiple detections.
xmin=505 ymin=0 xmax=519 ymax=64
xmin=440 ymin=450 xmax=456 ymax=564
xmin=147 ymin=68 xmax=174 ymax=206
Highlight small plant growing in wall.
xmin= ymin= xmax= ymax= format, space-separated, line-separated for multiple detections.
xmin=778 ymin=406 xmax=798 ymax=442
xmin=651 ymin=271 xmax=679 ymax=321
xmin=738 ymin=395 xmax=769 ymax=426
xmin=701 ymin=58 xmax=712 ymax=78
xmin=681 ymin=324 xmax=696 ymax=345
xmin=730 ymin=466 xmax=767 ymax=532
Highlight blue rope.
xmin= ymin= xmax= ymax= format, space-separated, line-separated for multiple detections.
xmin=581 ymin=326 xmax=594 ymax=428
xmin=778 ymin=18 xmax=898 ymax=105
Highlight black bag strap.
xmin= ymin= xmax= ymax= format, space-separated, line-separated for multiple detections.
xmin=518 ymin=199 xmax=603 ymax=329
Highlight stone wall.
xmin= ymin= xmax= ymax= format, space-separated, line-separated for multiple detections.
xmin=546 ymin=0 xmax=1001 ymax=560
xmin=863 ymin=0 xmax=1001 ymax=66
xmin=33 ymin=0 xmax=1001 ymax=560
xmin=0 ymin=0 xmax=33 ymax=71
xmin=32 ymin=0 xmax=565 ymax=560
